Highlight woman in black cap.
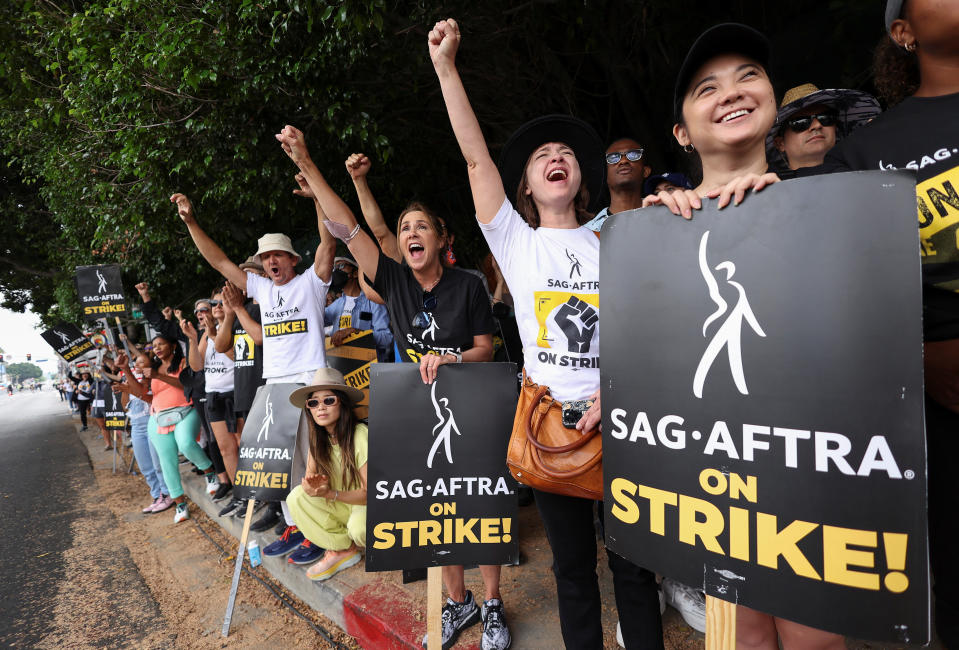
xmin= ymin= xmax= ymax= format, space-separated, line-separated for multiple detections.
xmin=429 ymin=17 xmax=663 ymax=650
xmin=664 ymin=23 xmax=847 ymax=650
xmin=816 ymin=2 xmax=959 ymax=645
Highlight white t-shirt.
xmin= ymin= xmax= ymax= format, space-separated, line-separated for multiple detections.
xmin=246 ymin=269 xmax=330 ymax=378
xmin=339 ymin=295 xmax=358 ymax=330
xmin=479 ymin=197 xmax=600 ymax=402
xmin=203 ymin=334 xmax=235 ymax=393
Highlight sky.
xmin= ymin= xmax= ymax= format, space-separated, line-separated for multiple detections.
xmin=0 ymin=301 xmax=60 ymax=380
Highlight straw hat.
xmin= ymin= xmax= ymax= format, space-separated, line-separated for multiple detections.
xmin=288 ymin=367 xmax=364 ymax=408
xmin=238 ymin=255 xmax=265 ymax=274
xmin=253 ymin=233 xmax=301 ymax=264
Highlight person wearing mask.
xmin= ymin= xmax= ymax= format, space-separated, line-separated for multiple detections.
xmin=274 ymin=125 xmax=505 ymax=650
xmin=766 ymin=83 xmax=879 ymax=174
xmin=324 ymin=255 xmax=393 ymax=362
xmin=429 ymin=18 xmax=662 ymax=650
xmin=810 ymin=2 xmax=959 ymax=644
xmin=584 ymin=136 xmax=652 ymax=232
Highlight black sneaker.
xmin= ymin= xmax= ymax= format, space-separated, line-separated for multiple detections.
xmin=273 ymin=516 xmax=288 ymax=536
xmin=250 ymin=504 xmax=280 ymax=532
xmin=481 ymin=599 xmax=512 ymax=650
xmin=218 ymin=498 xmax=244 ymax=517
xmin=234 ymin=499 xmax=266 ymax=519
xmin=422 ymin=590 xmax=481 ymax=649
xmin=212 ymin=482 xmax=233 ymax=502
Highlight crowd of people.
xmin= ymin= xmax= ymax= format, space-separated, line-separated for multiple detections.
xmin=55 ymin=2 xmax=958 ymax=648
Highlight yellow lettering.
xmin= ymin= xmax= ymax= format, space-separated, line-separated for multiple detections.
xmin=756 ymin=513 xmax=821 ymax=580
xmin=822 ymin=525 xmax=879 ymax=590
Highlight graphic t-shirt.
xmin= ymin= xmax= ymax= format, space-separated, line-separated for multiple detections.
xmin=480 ymin=197 xmax=600 ymax=402
xmin=339 ymin=295 xmax=358 ymax=330
xmin=203 ymin=332 xmax=235 ymax=394
xmin=232 ymin=300 xmax=265 ymax=412
xmin=246 ymin=269 xmax=330 ymax=378
xmin=371 ymin=251 xmax=495 ymax=362
xmin=821 ymin=91 xmax=959 ymax=340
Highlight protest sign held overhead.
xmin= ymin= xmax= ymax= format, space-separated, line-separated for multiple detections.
xmin=325 ymin=329 xmax=377 ymax=419
xmin=600 ymin=171 xmax=928 ymax=643
xmin=366 ymin=363 xmax=519 ymax=572
xmin=234 ymin=383 xmax=304 ymax=501
xmin=75 ymin=264 xmax=127 ymax=321
xmin=40 ymin=322 xmax=95 ymax=362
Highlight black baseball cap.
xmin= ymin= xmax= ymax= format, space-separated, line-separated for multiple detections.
xmin=673 ymin=23 xmax=770 ymax=121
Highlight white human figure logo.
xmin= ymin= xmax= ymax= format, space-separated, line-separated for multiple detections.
xmin=427 ymin=381 xmax=461 ymax=468
xmin=55 ymin=330 xmax=70 ymax=344
xmin=96 ymin=269 xmax=107 ymax=293
xmin=423 ymin=315 xmax=440 ymax=341
xmin=257 ymin=395 xmax=274 ymax=442
xmin=693 ymin=231 xmax=766 ymax=398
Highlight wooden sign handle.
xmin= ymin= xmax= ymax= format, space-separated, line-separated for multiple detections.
xmin=222 ymin=498 xmax=257 ymax=637
xmin=706 ymin=596 xmax=736 ymax=650
xmin=426 ymin=566 xmax=442 ymax=650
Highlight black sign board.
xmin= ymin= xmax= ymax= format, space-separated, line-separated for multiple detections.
xmin=601 ymin=171 xmax=928 ymax=643
xmin=366 ymin=363 xmax=519 ymax=571
xmin=75 ymin=264 xmax=127 ymax=321
xmin=234 ymin=383 xmax=304 ymax=501
xmin=104 ymin=389 xmax=127 ymax=432
xmin=326 ymin=330 xmax=377 ymax=420
xmin=41 ymin=322 xmax=95 ymax=362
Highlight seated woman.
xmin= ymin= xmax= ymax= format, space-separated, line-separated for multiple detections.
xmin=286 ymin=367 xmax=367 ymax=581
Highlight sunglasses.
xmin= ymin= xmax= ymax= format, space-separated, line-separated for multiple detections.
xmin=208 ymin=299 xmax=222 ymax=306
xmin=306 ymin=395 xmax=338 ymax=408
xmin=605 ymin=149 xmax=644 ymax=165
xmin=412 ymin=291 xmax=438 ymax=329
xmin=783 ymin=113 xmax=838 ymax=133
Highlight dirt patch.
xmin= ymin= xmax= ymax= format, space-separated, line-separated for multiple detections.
xmin=75 ymin=427 xmax=360 ymax=649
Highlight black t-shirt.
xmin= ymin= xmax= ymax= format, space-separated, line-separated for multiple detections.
xmin=371 ymin=251 xmax=496 ymax=362
xmin=232 ymin=300 xmax=265 ymax=412
xmin=817 ymin=91 xmax=959 ymax=341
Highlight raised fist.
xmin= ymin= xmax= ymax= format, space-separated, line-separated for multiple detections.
xmin=428 ymin=18 xmax=461 ymax=70
xmin=292 ymin=172 xmax=314 ymax=199
xmin=345 ymin=153 xmax=371 ymax=181
xmin=135 ymin=282 xmax=150 ymax=300
xmin=554 ymin=297 xmax=598 ymax=354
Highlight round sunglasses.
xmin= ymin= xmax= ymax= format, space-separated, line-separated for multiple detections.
xmin=306 ymin=395 xmax=338 ymax=408
xmin=605 ymin=149 xmax=644 ymax=165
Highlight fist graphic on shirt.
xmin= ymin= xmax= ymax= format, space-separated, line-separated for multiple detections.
xmin=554 ymin=297 xmax=598 ymax=354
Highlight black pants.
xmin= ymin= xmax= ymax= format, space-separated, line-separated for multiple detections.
xmin=197 ymin=399 xmax=226 ymax=476
xmin=77 ymin=400 xmax=90 ymax=428
xmin=925 ymin=395 xmax=959 ymax=648
xmin=534 ymin=488 xmax=663 ymax=649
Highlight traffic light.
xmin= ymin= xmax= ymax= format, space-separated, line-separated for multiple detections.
xmin=26 ymin=353 xmax=31 ymax=361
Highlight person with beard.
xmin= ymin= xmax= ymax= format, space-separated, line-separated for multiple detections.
xmin=584 ymin=137 xmax=652 ymax=232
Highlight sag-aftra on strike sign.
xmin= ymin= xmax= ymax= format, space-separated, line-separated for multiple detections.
xmin=601 ymin=171 xmax=929 ymax=643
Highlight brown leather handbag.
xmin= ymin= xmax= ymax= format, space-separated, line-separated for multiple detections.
xmin=506 ymin=373 xmax=603 ymax=500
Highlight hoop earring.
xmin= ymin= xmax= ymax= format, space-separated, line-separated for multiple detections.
xmin=683 ymin=144 xmax=695 ymax=154
xmin=905 ymin=41 xmax=917 ymax=52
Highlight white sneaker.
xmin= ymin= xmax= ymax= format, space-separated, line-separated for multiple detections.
xmin=662 ymin=577 xmax=706 ymax=633
xmin=173 ymin=503 xmax=190 ymax=523
xmin=205 ymin=474 xmax=219 ymax=495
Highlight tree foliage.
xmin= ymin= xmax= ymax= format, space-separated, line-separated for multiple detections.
xmin=1 ymin=0 xmax=882 ymax=326
xmin=6 ymin=362 xmax=43 ymax=381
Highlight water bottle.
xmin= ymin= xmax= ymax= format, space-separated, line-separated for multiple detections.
xmin=247 ymin=540 xmax=262 ymax=567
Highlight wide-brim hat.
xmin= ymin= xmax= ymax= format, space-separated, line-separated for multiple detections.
xmin=885 ymin=0 xmax=904 ymax=32
xmin=254 ymin=233 xmax=301 ymax=264
xmin=498 ymin=114 xmax=605 ymax=214
xmin=673 ymin=23 xmax=770 ymax=121
xmin=238 ymin=255 xmax=265 ymax=274
xmin=288 ymin=367 xmax=364 ymax=408
xmin=765 ymin=84 xmax=881 ymax=160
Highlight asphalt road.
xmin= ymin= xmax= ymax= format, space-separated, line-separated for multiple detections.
xmin=0 ymin=389 xmax=168 ymax=648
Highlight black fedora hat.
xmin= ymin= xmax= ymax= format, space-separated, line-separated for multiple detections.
xmin=498 ymin=114 xmax=605 ymax=214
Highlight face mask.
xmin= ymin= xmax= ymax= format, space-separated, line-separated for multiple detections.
xmin=330 ymin=268 xmax=349 ymax=293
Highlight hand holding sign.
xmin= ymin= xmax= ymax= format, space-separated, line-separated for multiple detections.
xmin=703 ymin=172 xmax=780 ymax=209
xmin=303 ymin=473 xmax=330 ymax=498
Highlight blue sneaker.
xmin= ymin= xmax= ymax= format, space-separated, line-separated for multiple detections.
xmin=263 ymin=526 xmax=304 ymax=557
xmin=288 ymin=540 xmax=325 ymax=565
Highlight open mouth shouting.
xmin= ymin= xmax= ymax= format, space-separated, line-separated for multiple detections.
xmin=546 ymin=167 xmax=568 ymax=182
xmin=408 ymin=242 xmax=426 ymax=262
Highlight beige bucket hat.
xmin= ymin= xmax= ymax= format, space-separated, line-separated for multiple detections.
xmin=254 ymin=233 xmax=301 ymax=264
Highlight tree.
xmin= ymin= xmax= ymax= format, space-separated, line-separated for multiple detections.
xmin=6 ymin=362 xmax=43 ymax=381
xmin=0 ymin=0 xmax=884 ymax=325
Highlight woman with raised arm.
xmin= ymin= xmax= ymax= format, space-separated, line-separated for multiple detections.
xmin=274 ymin=128 xmax=505 ymax=650
xmin=427 ymin=18 xmax=662 ymax=650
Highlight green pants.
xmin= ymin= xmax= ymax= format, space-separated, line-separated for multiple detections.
xmin=148 ymin=410 xmax=212 ymax=499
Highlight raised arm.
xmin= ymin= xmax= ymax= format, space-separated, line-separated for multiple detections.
xmin=297 ymin=173 xmax=337 ymax=283
xmin=179 ymin=318 xmax=204 ymax=372
xmin=276 ymin=150 xmax=380 ymax=281
xmin=345 ymin=153 xmax=401 ymax=262
xmin=429 ymin=19 xmax=505 ymax=223
xmin=170 ymin=193 xmax=247 ymax=290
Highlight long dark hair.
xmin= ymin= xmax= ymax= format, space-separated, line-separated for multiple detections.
xmin=873 ymin=35 xmax=919 ymax=108
xmin=305 ymin=390 xmax=362 ymax=490
xmin=514 ymin=151 xmax=592 ymax=229
xmin=151 ymin=334 xmax=184 ymax=375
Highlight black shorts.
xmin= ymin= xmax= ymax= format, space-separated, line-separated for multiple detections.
xmin=205 ymin=391 xmax=236 ymax=431
xmin=234 ymin=409 xmax=249 ymax=421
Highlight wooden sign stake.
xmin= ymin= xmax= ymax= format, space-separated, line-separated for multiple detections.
xmin=222 ymin=498 xmax=257 ymax=637
xmin=426 ymin=566 xmax=442 ymax=650
xmin=705 ymin=596 xmax=736 ymax=650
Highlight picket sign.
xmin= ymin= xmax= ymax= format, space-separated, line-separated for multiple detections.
xmin=222 ymin=499 xmax=257 ymax=637
xmin=706 ymin=598 xmax=736 ymax=649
